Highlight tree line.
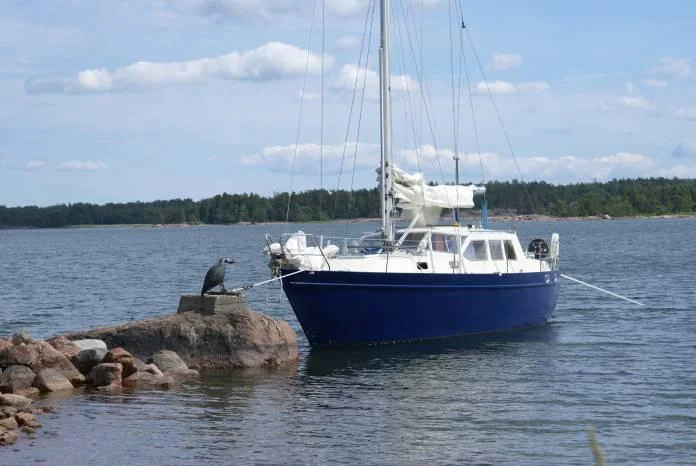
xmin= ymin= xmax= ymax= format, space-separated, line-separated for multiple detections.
xmin=1 ymin=177 xmax=694 ymax=228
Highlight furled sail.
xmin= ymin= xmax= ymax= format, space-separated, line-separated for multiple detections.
xmin=386 ymin=165 xmax=486 ymax=225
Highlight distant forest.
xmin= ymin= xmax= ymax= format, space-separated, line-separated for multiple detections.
xmin=1 ymin=178 xmax=695 ymax=228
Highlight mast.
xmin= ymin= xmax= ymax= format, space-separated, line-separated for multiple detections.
xmin=379 ymin=0 xmax=394 ymax=243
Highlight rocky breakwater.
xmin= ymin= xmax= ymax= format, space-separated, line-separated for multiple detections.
xmin=64 ymin=294 xmax=299 ymax=369
xmin=1 ymin=294 xmax=299 ymax=447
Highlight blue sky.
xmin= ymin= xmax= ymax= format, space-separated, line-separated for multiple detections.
xmin=1 ymin=0 xmax=695 ymax=207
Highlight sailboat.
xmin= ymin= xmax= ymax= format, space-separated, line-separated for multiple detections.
xmin=264 ymin=0 xmax=561 ymax=347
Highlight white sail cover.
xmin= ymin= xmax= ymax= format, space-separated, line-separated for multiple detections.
xmin=391 ymin=165 xmax=485 ymax=209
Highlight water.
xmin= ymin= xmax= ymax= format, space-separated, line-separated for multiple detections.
xmin=1 ymin=219 xmax=695 ymax=464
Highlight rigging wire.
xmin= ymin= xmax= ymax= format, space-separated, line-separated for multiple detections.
xmin=396 ymin=0 xmax=451 ymax=206
xmin=393 ymin=0 xmax=423 ymax=175
xmin=332 ymin=0 xmax=375 ymax=221
xmin=284 ymin=0 xmax=318 ymax=230
xmin=319 ymin=0 xmax=325 ymax=220
xmin=454 ymin=0 xmax=485 ymax=185
xmin=458 ymin=0 xmax=537 ymax=214
xmin=345 ymin=0 xmax=377 ymax=232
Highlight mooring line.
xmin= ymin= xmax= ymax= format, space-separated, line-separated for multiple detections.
xmin=561 ymin=274 xmax=644 ymax=306
xmin=231 ymin=270 xmax=305 ymax=294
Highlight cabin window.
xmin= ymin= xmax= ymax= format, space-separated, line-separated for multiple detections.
xmin=503 ymin=240 xmax=517 ymax=260
xmin=400 ymin=232 xmax=426 ymax=250
xmin=489 ymin=240 xmax=504 ymax=260
xmin=431 ymin=233 xmax=458 ymax=253
xmin=463 ymin=240 xmax=487 ymax=261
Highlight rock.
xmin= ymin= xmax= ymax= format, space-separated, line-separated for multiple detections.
xmin=0 ymin=406 xmax=17 ymax=419
xmin=47 ymin=336 xmax=81 ymax=361
xmin=90 ymin=363 xmax=122 ymax=388
xmin=122 ymin=371 xmax=173 ymax=389
xmin=71 ymin=339 xmax=107 ymax=352
xmin=0 ymin=341 xmax=84 ymax=386
xmin=177 ymin=293 xmax=247 ymax=315
xmin=0 ymin=365 xmax=36 ymax=394
xmin=0 ymin=416 xmax=18 ymax=430
xmin=142 ymin=364 xmax=164 ymax=377
xmin=11 ymin=331 xmax=33 ymax=345
xmin=31 ymin=406 xmax=54 ymax=415
xmin=0 ymin=342 xmax=39 ymax=368
xmin=103 ymin=347 xmax=137 ymax=378
xmin=147 ymin=350 xmax=191 ymax=374
xmin=63 ymin=307 xmax=299 ymax=370
xmin=96 ymin=383 xmax=121 ymax=392
xmin=0 ymin=428 xmax=18 ymax=445
xmin=133 ymin=358 xmax=147 ymax=372
xmin=75 ymin=348 xmax=107 ymax=375
xmin=33 ymin=368 xmax=74 ymax=393
xmin=14 ymin=411 xmax=40 ymax=429
xmin=0 ymin=394 xmax=32 ymax=410
xmin=33 ymin=341 xmax=85 ymax=386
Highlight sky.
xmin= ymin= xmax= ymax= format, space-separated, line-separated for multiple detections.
xmin=1 ymin=0 xmax=695 ymax=207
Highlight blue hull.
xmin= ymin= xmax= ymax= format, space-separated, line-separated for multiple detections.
xmin=281 ymin=270 xmax=561 ymax=347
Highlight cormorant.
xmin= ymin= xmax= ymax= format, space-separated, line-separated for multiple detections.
xmin=201 ymin=258 xmax=235 ymax=296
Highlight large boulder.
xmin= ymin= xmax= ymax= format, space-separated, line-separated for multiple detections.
xmin=11 ymin=331 xmax=33 ymax=345
xmin=0 ymin=343 xmax=39 ymax=368
xmin=147 ymin=350 xmax=195 ymax=375
xmin=47 ymin=336 xmax=81 ymax=361
xmin=33 ymin=368 xmax=74 ymax=393
xmin=63 ymin=307 xmax=299 ymax=370
xmin=14 ymin=411 xmax=40 ymax=429
xmin=0 ymin=394 xmax=32 ymax=410
xmin=71 ymin=339 xmax=107 ymax=352
xmin=122 ymin=371 xmax=173 ymax=389
xmin=0 ymin=365 xmax=36 ymax=395
xmin=103 ymin=347 xmax=137 ymax=378
xmin=0 ymin=416 xmax=18 ymax=430
xmin=0 ymin=428 xmax=18 ymax=446
xmin=0 ymin=341 xmax=84 ymax=386
xmin=74 ymin=348 xmax=107 ymax=375
xmin=90 ymin=363 xmax=122 ymax=388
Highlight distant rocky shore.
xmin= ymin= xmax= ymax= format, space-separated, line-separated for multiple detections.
xmin=0 ymin=295 xmax=298 ymax=447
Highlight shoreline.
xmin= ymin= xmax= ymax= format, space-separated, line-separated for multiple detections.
xmin=1 ymin=213 xmax=695 ymax=231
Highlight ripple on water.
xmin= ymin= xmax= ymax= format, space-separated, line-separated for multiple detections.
xmin=1 ymin=220 xmax=696 ymax=464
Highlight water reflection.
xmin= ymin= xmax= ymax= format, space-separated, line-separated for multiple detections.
xmin=303 ymin=324 xmax=559 ymax=378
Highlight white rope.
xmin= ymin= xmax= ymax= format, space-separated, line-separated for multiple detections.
xmin=231 ymin=270 xmax=304 ymax=294
xmin=561 ymin=274 xmax=645 ymax=306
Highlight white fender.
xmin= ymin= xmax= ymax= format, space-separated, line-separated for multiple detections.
xmin=550 ymin=232 xmax=560 ymax=259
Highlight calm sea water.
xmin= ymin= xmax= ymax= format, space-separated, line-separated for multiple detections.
xmin=0 ymin=219 xmax=695 ymax=465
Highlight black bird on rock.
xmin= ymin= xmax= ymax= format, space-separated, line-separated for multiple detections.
xmin=201 ymin=258 xmax=236 ymax=296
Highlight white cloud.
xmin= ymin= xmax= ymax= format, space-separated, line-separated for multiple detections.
xmin=675 ymin=107 xmax=696 ymax=120
xmin=243 ymin=141 xmax=692 ymax=183
xmin=473 ymin=80 xmax=550 ymax=95
xmin=336 ymin=35 xmax=359 ymax=49
xmin=625 ymin=81 xmax=634 ymax=95
xmin=602 ymin=94 xmax=655 ymax=112
xmin=490 ymin=53 xmax=523 ymax=71
xmin=619 ymin=95 xmax=655 ymax=110
xmin=58 ymin=160 xmax=108 ymax=171
xmin=296 ymin=89 xmax=320 ymax=101
xmin=25 ymin=42 xmax=331 ymax=94
xmin=672 ymin=140 xmax=696 ymax=158
xmin=25 ymin=161 xmax=46 ymax=171
xmin=645 ymin=78 xmax=668 ymax=88
xmin=242 ymin=142 xmax=380 ymax=173
xmin=651 ymin=57 xmax=692 ymax=80
xmin=325 ymin=0 xmax=368 ymax=16
xmin=398 ymin=149 xmax=658 ymax=182
xmin=331 ymin=64 xmax=419 ymax=100
xmin=657 ymin=165 xmax=696 ymax=178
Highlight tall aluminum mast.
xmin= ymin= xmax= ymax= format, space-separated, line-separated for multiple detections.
xmin=379 ymin=0 xmax=394 ymax=243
